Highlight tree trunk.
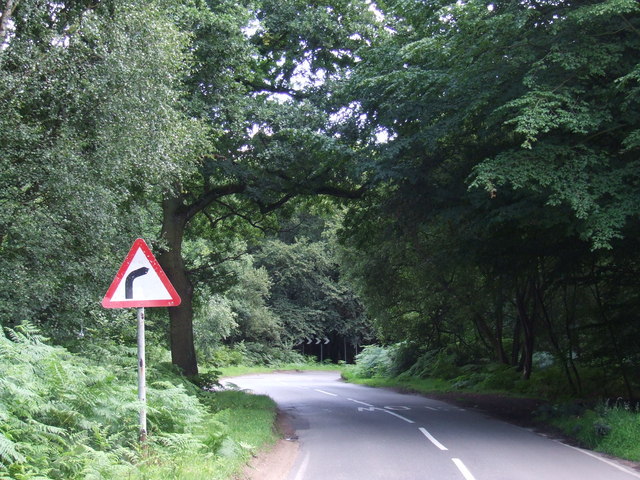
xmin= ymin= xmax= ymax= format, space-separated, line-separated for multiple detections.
xmin=473 ymin=313 xmax=508 ymax=364
xmin=537 ymin=285 xmax=578 ymax=395
xmin=562 ymin=284 xmax=582 ymax=395
xmin=511 ymin=317 xmax=521 ymax=366
xmin=515 ymin=286 xmax=535 ymax=380
xmin=493 ymin=292 xmax=508 ymax=364
xmin=157 ymin=194 xmax=199 ymax=376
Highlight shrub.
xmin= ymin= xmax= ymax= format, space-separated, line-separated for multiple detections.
xmin=351 ymin=345 xmax=393 ymax=378
xmin=540 ymin=400 xmax=640 ymax=461
xmin=240 ymin=342 xmax=308 ymax=366
xmin=479 ymin=364 xmax=521 ymax=391
xmin=532 ymin=351 xmax=555 ymax=369
xmin=388 ymin=342 xmax=423 ymax=377
xmin=406 ymin=349 xmax=461 ymax=380
xmin=520 ymin=366 xmax=577 ymax=399
xmin=210 ymin=344 xmax=247 ymax=367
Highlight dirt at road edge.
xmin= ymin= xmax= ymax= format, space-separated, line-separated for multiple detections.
xmin=239 ymin=410 xmax=298 ymax=480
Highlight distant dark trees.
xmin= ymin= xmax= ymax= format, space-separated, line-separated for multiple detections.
xmin=337 ymin=0 xmax=640 ymax=396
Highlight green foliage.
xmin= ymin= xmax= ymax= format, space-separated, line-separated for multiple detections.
xmin=342 ymin=368 xmax=452 ymax=392
xmin=206 ymin=342 xmax=311 ymax=368
xmin=209 ymin=344 xmax=247 ymax=368
xmin=338 ymin=0 xmax=640 ymax=397
xmin=404 ymin=349 xmax=461 ymax=380
xmin=238 ymin=342 xmax=309 ymax=367
xmin=254 ymin=223 xmax=372 ymax=348
xmin=228 ymin=260 xmax=282 ymax=345
xmin=541 ymin=401 xmax=640 ymax=461
xmin=192 ymin=251 xmax=285 ymax=364
xmin=476 ymin=365 xmax=522 ymax=392
xmin=194 ymin=293 xmax=240 ymax=360
xmin=351 ymin=345 xmax=394 ymax=378
xmin=386 ymin=341 xmax=424 ymax=377
xmin=0 ymin=325 xmax=136 ymax=478
xmin=0 ymin=324 xmax=278 ymax=479
xmin=346 ymin=1 xmax=640 ymax=249
xmin=2 ymin=328 xmax=120 ymax=476
xmin=0 ymin=0 xmax=203 ymax=338
xmin=191 ymin=212 xmax=372 ymax=367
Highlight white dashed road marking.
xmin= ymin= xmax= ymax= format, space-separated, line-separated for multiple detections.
xmin=452 ymin=458 xmax=477 ymax=480
xmin=419 ymin=427 xmax=448 ymax=451
xmin=382 ymin=408 xmax=415 ymax=424
xmin=315 ymin=389 xmax=337 ymax=397
xmin=348 ymin=398 xmax=374 ymax=407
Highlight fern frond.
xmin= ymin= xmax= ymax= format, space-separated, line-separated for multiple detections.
xmin=153 ymin=433 xmax=205 ymax=453
xmin=238 ymin=441 xmax=255 ymax=452
xmin=5 ymin=322 xmax=48 ymax=345
xmin=0 ymin=432 xmax=26 ymax=464
xmin=25 ymin=418 xmax=68 ymax=438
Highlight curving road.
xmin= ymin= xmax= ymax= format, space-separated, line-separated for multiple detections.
xmin=225 ymin=371 xmax=640 ymax=480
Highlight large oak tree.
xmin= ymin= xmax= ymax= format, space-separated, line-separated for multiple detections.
xmin=156 ymin=0 xmax=377 ymax=374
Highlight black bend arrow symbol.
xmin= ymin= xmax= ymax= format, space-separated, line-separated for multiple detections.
xmin=125 ymin=267 xmax=149 ymax=299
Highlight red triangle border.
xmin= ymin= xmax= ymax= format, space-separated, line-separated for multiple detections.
xmin=101 ymin=238 xmax=181 ymax=308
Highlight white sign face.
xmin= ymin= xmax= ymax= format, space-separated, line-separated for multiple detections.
xmin=109 ymin=248 xmax=173 ymax=302
xmin=102 ymin=238 xmax=181 ymax=308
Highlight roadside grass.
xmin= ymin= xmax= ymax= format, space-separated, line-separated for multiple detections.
xmin=341 ymin=369 xmax=452 ymax=393
xmin=132 ymin=390 xmax=278 ymax=479
xmin=218 ymin=362 xmax=343 ymax=378
xmin=539 ymin=401 xmax=640 ymax=462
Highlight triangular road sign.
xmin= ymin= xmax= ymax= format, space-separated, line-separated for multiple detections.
xmin=102 ymin=238 xmax=181 ymax=308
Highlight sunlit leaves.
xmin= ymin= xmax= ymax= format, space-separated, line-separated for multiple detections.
xmin=0 ymin=0 xmax=202 ymax=333
xmin=346 ymin=0 xmax=640 ymax=247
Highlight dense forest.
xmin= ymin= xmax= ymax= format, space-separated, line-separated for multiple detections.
xmin=1 ymin=0 xmax=639 ymax=477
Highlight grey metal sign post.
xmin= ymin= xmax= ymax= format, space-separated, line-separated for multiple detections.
xmin=137 ymin=307 xmax=147 ymax=442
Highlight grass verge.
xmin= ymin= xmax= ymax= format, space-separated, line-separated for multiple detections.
xmin=341 ymin=369 xmax=453 ymax=393
xmin=539 ymin=401 xmax=640 ymax=461
xmin=131 ymin=390 xmax=279 ymax=479
xmin=218 ymin=363 xmax=343 ymax=378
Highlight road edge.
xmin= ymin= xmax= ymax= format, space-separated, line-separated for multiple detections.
xmin=240 ymin=409 xmax=299 ymax=480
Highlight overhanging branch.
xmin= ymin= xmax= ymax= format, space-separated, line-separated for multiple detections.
xmin=185 ymin=183 xmax=246 ymax=222
xmin=313 ymin=184 xmax=366 ymax=199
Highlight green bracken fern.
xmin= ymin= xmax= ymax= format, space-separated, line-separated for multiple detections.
xmin=0 ymin=324 xmax=228 ymax=479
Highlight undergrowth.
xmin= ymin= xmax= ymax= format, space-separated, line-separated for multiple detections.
xmin=0 ymin=324 xmax=277 ymax=479
xmin=537 ymin=400 xmax=640 ymax=461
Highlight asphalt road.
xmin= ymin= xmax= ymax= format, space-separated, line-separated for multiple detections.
xmin=225 ymin=371 xmax=640 ymax=480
